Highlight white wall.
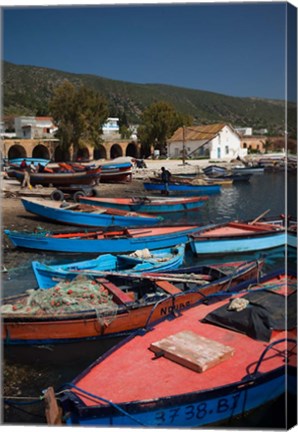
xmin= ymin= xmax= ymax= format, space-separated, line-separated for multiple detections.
xmin=167 ymin=125 xmax=244 ymax=160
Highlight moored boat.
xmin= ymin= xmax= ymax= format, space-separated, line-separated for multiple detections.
xmin=21 ymin=197 xmax=162 ymax=228
xmin=6 ymin=157 xmax=51 ymax=167
xmin=203 ymin=165 xmax=228 ymax=176
xmin=78 ymin=196 xmax=208 ymax=213
xmin=232 ymin=166 xmax=265 ymax=175
xmin=143 ymin=182 xmax=221 ymax=195
xmin=56 ymin=269 xmax=296 ymax=427
xmin=1 ymin=259 xmax=263 ymax=345
xmin=189 ymin=220 xmax=285 ymax=255
xmin=4 ymin=225 xmax=206 ymax=253
xmin=97 ymin=161 xmax=133 ymax=183
xmin=12 ymin=166 xmax=101 ymax=187
xmin=32 ymin=244 xmax=186 ymax=289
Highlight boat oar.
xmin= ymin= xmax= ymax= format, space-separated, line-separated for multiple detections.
xmin=67 ymin=269 xmax=210 ymax=284
xmin=249 ymin=209 xmax=271 ymax=225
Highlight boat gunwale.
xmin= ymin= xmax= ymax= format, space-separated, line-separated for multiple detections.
xmin=63 ymin=364 xmax=287 ymax=421
xmin=2 ymin=260 xmax=261 ymax=324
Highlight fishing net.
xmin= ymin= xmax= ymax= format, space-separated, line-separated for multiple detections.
xmin=2 ymin=275 xmax=118 ymax=323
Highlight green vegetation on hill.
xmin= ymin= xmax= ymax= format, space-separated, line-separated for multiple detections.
xmin=3 ymin=61 xmax=296 ymax=136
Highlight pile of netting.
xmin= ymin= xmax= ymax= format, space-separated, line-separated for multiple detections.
xmin=1 ymin=275 xmax=118 ymax=323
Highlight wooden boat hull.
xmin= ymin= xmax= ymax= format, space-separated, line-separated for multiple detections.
xmin=98 ymin=162 xmax=132 ymax=183
xmin=32 ymin=244 xmax=186 ymax=289
xmin=143 ymin=182 xmax=221 ymax=195
xmin=21 ymin=198 xmax=161 ymax=227
xmin=59 ymin=270 xmax=296 ymax=427
xmin=63 ymin=368 xmax=291 ymax=427
xmin=190 ymin=222 xmax=286 ymax=255
xmin=203 ymin=165 xmax=227 ymax=176
xmin=4 ymin=226 xmax=203 ymax=253
xmin=79 ymin=196 xmax=208 ymax=213
xmin=13 ymin=167 xmax=101 ymax=186
xmin=2 ymin=260 xmax=262 ymax=344
xmin=232 ymin=167 xmax=264 ymax=175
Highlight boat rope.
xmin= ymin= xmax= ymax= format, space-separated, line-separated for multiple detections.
xmin=3 ymin=395 xmax=44 ymax=402
xmin=63 ymin=383 xmax=147 ymax=426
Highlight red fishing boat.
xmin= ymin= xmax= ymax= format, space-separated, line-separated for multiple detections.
xmin=58 ymin=269 xmax=297 ymax=427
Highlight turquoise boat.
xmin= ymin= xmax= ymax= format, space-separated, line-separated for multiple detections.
xmin=32 ymin=244 xmax=185 ymax=289
xmin=189 ymin=221 xmax=285 ymax=255
xmin=4 ymin=225 xmax=204 ymax=253
xmin=143 ymin=182 xmax=221 ymax=195
xmin=7 ymin=157 xmax=50 ymax=166
xmin=21 ymin=197 xmax=162 ymax=228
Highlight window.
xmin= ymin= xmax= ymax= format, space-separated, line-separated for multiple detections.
xmin=225 ymin=145 xmax=229 ymax=155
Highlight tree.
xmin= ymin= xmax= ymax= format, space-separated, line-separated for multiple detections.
xmin=49 ymin=81 xmax=109 ymax=157
xmin=261 ymin=138 xmax=273 ymax=154
xmin=138 ymin=101 xmax=192 ymax=156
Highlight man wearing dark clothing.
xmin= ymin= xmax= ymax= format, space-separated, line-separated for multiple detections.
xmin=161 ymin=166 xmax=171 ymax=195
xmin=20 ymin=159 xmax=27 ymax=169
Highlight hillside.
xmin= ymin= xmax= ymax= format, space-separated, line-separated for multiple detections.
xmin=2 ymin=61 xmax=296 ymax=134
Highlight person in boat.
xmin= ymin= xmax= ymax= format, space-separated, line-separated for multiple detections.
xmin=161 ymin=166 xmax=171 ymax=195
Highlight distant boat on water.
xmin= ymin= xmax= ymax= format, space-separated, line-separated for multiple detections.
xmin=143 ymin=182 xmax=221 ymax=195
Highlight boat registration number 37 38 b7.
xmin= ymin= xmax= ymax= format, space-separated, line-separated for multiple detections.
xmin=153 ymin=392 xmax=242 ymax=425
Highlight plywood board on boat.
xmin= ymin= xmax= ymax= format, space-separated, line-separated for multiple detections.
xmin=150 ymin=330 xmax=234 ymax=372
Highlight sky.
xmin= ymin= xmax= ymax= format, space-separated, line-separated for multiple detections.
xmin=2 ymin=0 xmax=297 ymax=101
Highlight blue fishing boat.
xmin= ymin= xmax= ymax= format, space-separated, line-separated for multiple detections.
xmin=56 ymin=269 xmax=297 ymax=427
xmin=189 ymin=221 xmax=285 ymax=255
xmin=6 ymin=157 xmax=50 ymax=167
xmin=32 ymin=244 xmax=186 ymax=289
xmin=4 ymin=225 xmax=204 ymax=253
xmin=21 ymin=197 xmax=162 ymax=227
xmin=143 ymin=182 xmax=221 ymax=195
xmin=78 ymin=196 xmax=208 ymax=213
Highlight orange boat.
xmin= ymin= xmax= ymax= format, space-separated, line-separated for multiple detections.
xmin=2 ymin=260 xmax=261 ymax=345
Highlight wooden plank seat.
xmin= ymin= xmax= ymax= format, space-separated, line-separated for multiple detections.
xmin=100 ymin=280 xmax=133 ymax=305
xmin=155 ymin=280 xmax=182 ymax=295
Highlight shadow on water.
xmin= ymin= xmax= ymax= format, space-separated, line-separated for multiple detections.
xmin=3 ymin=337 xmax=125 ymax=424
xmin=2 ymin=172 xmax=297 ymax=426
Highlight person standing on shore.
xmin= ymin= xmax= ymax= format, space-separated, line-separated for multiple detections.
xmin=161 ymin=166 xmax=171 ymax=195
xmin=21 ymin=163 xmax=33 ymax=189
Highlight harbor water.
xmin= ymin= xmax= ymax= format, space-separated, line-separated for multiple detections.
xmin=2 ymin=170 xmax=297 ymax=426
